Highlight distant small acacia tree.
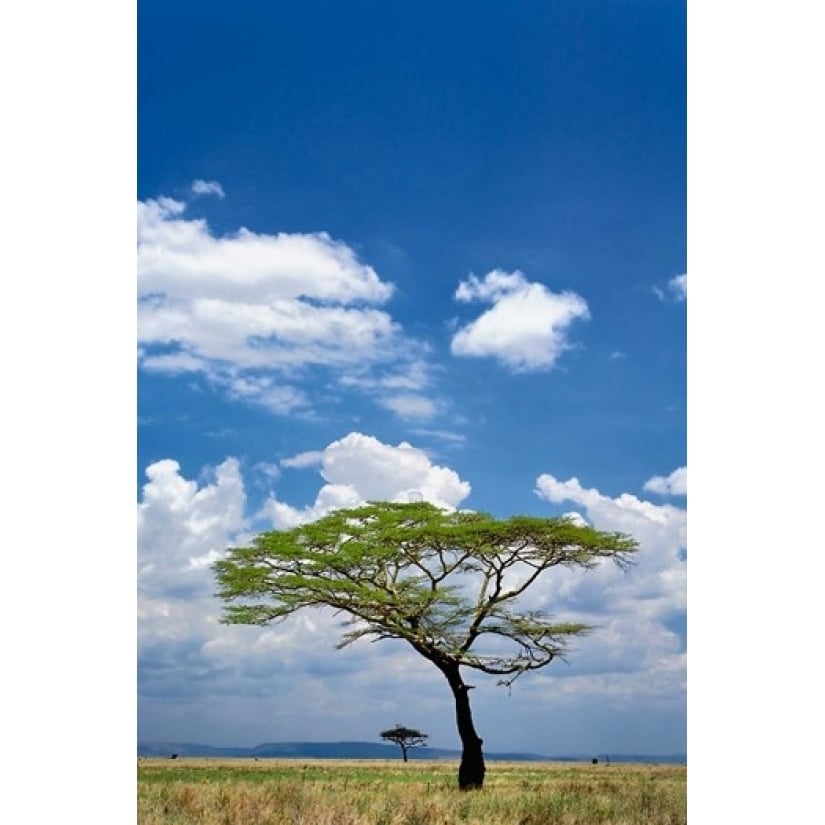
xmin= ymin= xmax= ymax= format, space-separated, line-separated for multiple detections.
xmin=380 ymin=725 xmax=428 ymax=762
xmin=214 ymin=501 xmax=636 ymax=789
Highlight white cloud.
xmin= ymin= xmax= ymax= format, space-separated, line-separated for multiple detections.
xmin=531 ymin=471 xmax=686 ymax=710
xmin=137 ymin=460 xmax=362 ymax=735
xmin=533 ymin=472 xmax=686 ymax=620
xmin=138 ymin=450 xmax=685 ymax=753
xmin=138 ymin=457 xmax=248 ymax=598
xmin=337 ymin=359 xmax=440 ymax=418
xmin=454 ymin=269 xmax=527 ymax=303
xmin=669 ymin=273 xmax=687 ymax=300
xmin=262 ymin=483 xmax=364 ymax=530
xmin=135 ymin=478 xmax=272 ymax=611
xmin=643 ymin=466 xmax=687 ymax=496
xmin=139 ymin=349 xmax=211 ymax=374
xmin=378 ymin=393 xmax=438 ymax=421
xmin=191 ymin=179 xmax=226 ymax=199
xmin=260 ymin=432 xmax=471 ymax=528
xmin=222 ymin=374 xmax=310 ymax=415
xmin=281 ymin=450 xmax=324 ymax=469
xmin=411 ymin=428 xmax=467 ymax=446
xmin=253 ymin=462 xmax=281 ymax=480
xmin=654 ymin=272 xmax=687 ymax=302
xmin=375 ymin=361 xmax=432 ymax=391
xmin=450 ymin=270 xmax=590 ymax=371
xmin=137 ymin=440 xmax=471 ymax=738
xmin=137 ymin=196 xmax=428 ymax=414
xmin=320 ymin=433 xmax=470 ymax=505
xmin=138 ymin=196 xmax=392 ymax=306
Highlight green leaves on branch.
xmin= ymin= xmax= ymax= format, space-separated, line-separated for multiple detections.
xmin=213 ymin=501 xmax=637 ymax=679
xmin=380 ymin=725 xmax=428 ymax=747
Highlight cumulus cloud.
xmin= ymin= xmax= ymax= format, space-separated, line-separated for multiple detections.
xmin=191 ymin=179 xmax=226 ymax=198
xmin=138 ymin=195 xmax=391 ymax=309
xmin=533 ymin=472 xmax=686 ymax=617
xmin=138 ymin=450 xmax=685 ymax=752
xmin=450 ymin=270 xmax=590 ymax=371
xmin=137 ymin=196 xmax=436 ymax=416
xmin=137 ymin=458 xmax=370 ymax=732
xmin=643 ymin=466 xmax=687 ymax=496
xmin=137 ymin=459 xmax=254 ymax=720
xmin=654 ymin=273 xmax=687 ymax=302
xmin=137 ymin=457 xmax=248 ymax=597
xmin=260 ymin=432 xmax=471 ymax=528
xmin=138 ymin=438 xmax=472 ymax=742
xmin=532 ymin=470 xmax=686 ymax=706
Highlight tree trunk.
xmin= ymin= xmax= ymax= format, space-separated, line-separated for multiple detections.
xmin=439 ymin=661 xmax=486 ymax=790
xmin=401 ymin=745 xmax=408 ymax=763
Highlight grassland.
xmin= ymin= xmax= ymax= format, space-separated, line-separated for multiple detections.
xmin=137 ymin=757 xmax=686 ymax=824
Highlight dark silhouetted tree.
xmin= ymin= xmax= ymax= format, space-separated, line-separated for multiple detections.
xmin=213 ymin=501 xmax=636 ymax=789
xmin=380 ymin=725 xmax=429 ymax=762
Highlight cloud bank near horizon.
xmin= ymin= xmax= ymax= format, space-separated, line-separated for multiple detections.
xmin=138 ymin=433 xmax=686 ymax=752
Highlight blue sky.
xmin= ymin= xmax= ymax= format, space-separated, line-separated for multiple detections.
xmin=137 ymin=0 xmax=686 ymax=756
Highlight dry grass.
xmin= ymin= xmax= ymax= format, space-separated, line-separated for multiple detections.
xmin=138 ymin=758 xmax=686 ymax=825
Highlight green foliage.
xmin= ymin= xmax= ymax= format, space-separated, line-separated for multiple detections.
xmin=380 ymin=725 xmax=429 ymax=758
xmin=214 ymin=501 xmax=637 ymax=682
xmin=380 ymin=725 xmax=428 ymax=742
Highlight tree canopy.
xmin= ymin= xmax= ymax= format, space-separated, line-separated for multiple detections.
xmin=379 ymin=725 xmax=428 ymax=762
xmin=214 ymin=500 xmax=638 ymax=788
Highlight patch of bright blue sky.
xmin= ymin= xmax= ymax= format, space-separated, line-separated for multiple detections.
xmin=139 ymin=0 xmax=685 ymax=517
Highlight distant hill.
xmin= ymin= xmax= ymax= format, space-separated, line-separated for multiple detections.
xmin=137 ymin=740 xmax=543 ymax=761
xmin=137 ymin=740 xmax=685 ymax=764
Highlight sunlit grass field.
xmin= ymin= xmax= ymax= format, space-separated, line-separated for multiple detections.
xmin=138 ymin=757 xmax=686 ymax=824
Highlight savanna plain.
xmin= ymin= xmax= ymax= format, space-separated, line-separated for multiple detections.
xmin=137 ymin=758 xmax=687 ymax=825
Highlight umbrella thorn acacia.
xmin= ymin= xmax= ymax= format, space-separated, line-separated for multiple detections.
xmin=379 ymin=725 xmax=428 ymax=762
xmin=213 ymin=501 xmax=638 ymax=789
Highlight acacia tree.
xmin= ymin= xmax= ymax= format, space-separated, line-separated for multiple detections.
xmin=213 ymin=501 xmax=637 ymax=790
xmin=380 ymin=725 xmax=428 ymax=762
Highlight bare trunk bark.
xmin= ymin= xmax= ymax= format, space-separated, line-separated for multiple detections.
xmin=438 ymin=660 xmax=485 ymax=789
